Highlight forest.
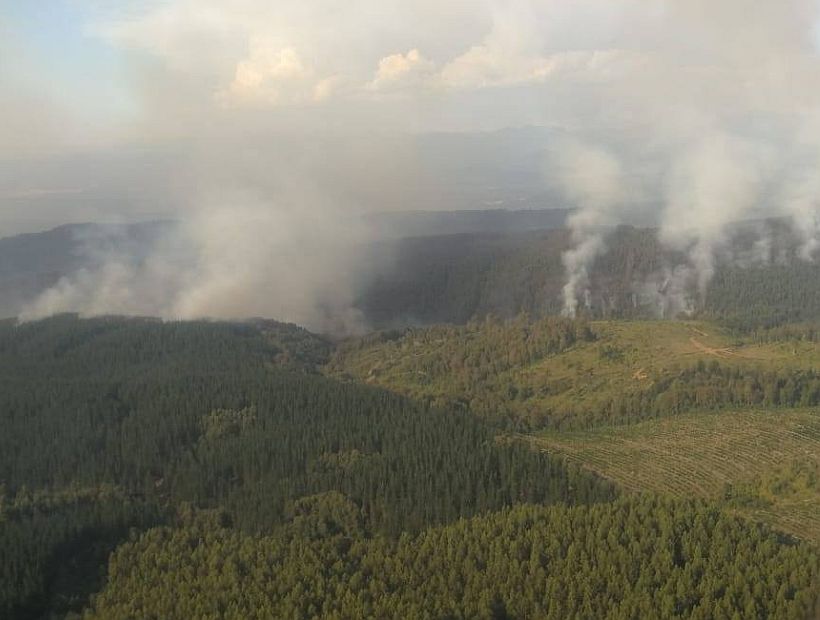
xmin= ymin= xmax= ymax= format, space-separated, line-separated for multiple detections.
xmin=0 ymin=315 xmax=612 ymax=618
xmin=86 ymin=496 xmax=817 ymax=619
xmin=0 ymin=315 xmax=818 ymax=618
xmin=6 ymin=0 xmax=820 ymax=615
xmin=330 ymin=315 xmax=820 ymax=429
xmin=359 ymin=224 xmax=820 ymax=329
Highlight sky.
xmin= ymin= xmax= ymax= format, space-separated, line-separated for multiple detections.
xmin=1 ymin=2 xmax=135 ymax=150
xmin=3 ymin=0 xmax=820 ymax=327
xmin=2 ymin=1 xmax=820 ymax=229
xmin=2 ymin=2 xmax=812 ymax=138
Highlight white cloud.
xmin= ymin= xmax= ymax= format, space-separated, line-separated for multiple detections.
xmin=440 ymin=47 xmax=643 ymax=90
xmin=92 ymin=0 xmax=820 ymax=118
xmin=367 ymin=49 xmax=436 ymax=92
xmin=218 ymin=42 xmax=331 ymax=106
xmin=312 ymin=76 xmax=343 ymax=102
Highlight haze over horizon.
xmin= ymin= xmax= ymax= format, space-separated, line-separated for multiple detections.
xmin=5 ymin=5 xmax=820 ymax=618
xmin=3 ymin=0 xmax=820 ymax=327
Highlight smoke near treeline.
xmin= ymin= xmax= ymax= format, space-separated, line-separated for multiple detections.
xmin=2 ymin=1 xmax=820 ymax=329
xmin=3 ymin=216 xmax=819 ymax=334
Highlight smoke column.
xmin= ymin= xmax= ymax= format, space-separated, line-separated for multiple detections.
xmin=659 ymin=135 xmax=770 ymax=299
xmin=556 ymin=142 xmax=624 ymax=317
xmin=20 ymin=196 xmax=373 ymax=335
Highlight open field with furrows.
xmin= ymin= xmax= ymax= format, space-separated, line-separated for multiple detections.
xmin=533 ymin=408 xmax=820 ymax=544
xmin=327 ymin=319 xmax=820 ymax=427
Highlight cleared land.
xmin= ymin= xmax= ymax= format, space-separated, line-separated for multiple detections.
xmin=533 ymin=408 xmax=820 ymax=544
xmin=518 ymin=320 xmax=820 ymax=415
xmin=330 ymin=319 xmax=820 ymax=540
xmin=328 ymin=319 xmax=820 ymax=426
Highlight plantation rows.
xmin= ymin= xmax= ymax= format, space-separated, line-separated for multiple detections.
xmin=535 ymin=409 xmax=820 ymax=543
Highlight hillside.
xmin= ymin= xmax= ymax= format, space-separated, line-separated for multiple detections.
xmin=1 ymin=315 xmax=818 ymax=617
xmin=0 ymin=315 xmax=613 ymax=618
xmin=328 ymin=318 xmax=820 ymax=429
xmin=327 ymin=312 xmax=820 ymax=545
xmin=359 ymin=222 xmax=820 ymax=328
xmin=534 ymin=409 xmax=820 ymax=544
xmin=85 ymin=496 xmax=818 ymax=620
xmin=0 ymin=222 xmax=173 ymax=319
xmin=4 ymin=218 xmax=820 ymax=331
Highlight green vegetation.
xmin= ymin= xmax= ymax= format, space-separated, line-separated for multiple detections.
xmin=0 ymin=487 xmax=161 ymax=619
xmin=2 ymin=315 xmax=819 ymax=618
xmin=360 ymin=225 xmax=820 ymax=328
xmin=0 ymin=315 xmax=613 ymax=618
xmin=534 ymin=409 xmax=820 ymax=544
xmin=706 ymin=263 xmax=820 ymax=330
xmin=329 ymin=318 xmax=820 ymax=429
xmin=85 ymin=496 xmax=819 ymax=620
xmin=327 ymin=314 xmax=597 ymax=428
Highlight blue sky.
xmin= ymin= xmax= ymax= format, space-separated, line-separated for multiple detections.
xmin=4 ymin=0 xmax=135 ymax=122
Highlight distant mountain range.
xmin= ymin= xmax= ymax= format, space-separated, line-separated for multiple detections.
xmin=0 ymin=210 xmax=571 ymax=320
xmin=0 ymin=221 xmax=172 ymax=319
xmin=363 ymin=208 xmax=571 ymax=238
xmin=2 ymin=212 xmax=818 ymax=329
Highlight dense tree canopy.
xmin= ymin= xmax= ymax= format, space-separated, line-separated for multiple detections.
xmin=359 ymin=225 xmax=820 ymax=329
xmin=0 ymin=316 xmax=613 ymax=617
xmin=1 ymin=316 xmax=817 ymax=618
xmin=330 ymin=316 xmax=820 ymax=430
xmin=85 ymin=496 xmax=819 ymax=620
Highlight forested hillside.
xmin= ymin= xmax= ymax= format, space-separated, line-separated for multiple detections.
xmin=86 ymin=496 xmax=818 ymax=620
xmin=0 ymin=222 xmax=171 ymax=320
xmin=1 ymin=316 xmax=818 ymax=618
xmin=4 ymin=219 xmax=820 ymax=332
xmin=330 ymin=317 xmax=820 ymax=429
xmin=0 ymin=315 xmax=613 ymax=618
xmin=360 ymin=223 xmax=820 ymax=328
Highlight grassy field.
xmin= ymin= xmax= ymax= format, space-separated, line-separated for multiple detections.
xmin=533 ymin=408 xmax=820 ymax=544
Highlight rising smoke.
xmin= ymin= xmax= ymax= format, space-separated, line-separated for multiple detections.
xmin=553 ymin=1 xmax=820 ymax=315
xmin=20 ymin=196 xmax=373 ymax=335
xmin=6 ymin=0 xmax=820 ymax=325
xmin=554 ymin=142 xmax=624 ymax=317
xmin=659 ymin=135 xmax=771 ymax=298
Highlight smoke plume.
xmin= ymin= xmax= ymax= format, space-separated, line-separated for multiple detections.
xmin=659 ymin=135 xmax=771 ymax=298
xmin=20 ymin=191 xmax=373 ymax=335
xmin=555 ymin=143 xmax=624 ymax=316
xmin=5 ymin=0 xmax=820 ymax=325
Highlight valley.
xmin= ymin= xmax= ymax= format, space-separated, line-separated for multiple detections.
xmin=0 ymin=314 xmax=818 ymax=618
xmin=6 ymin=3 xmax=820 ymax=615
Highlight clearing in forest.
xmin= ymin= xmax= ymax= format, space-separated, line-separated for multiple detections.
xmin=533 ymin=408 xmax=820 ymax=544
xmin=328 ymin=319 xmax=820 ymax=427
xmin=519 ymin=319 xmax=820 ymax=424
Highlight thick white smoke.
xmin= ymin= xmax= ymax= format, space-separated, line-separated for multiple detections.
xmin=20 ymin=197 xmax=372 ymax=335
xmin=545 ymin=0 xmax=820 ymax=312
xmin=7 ymin=0 xmax=820 ymax=325
xmin=556 ymin=142 xmax=624 ymax=316
xmin=660 ymin=135 xmax=771 ymax=298
xmin=783 ymin=163 xmax=820 ymax=261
